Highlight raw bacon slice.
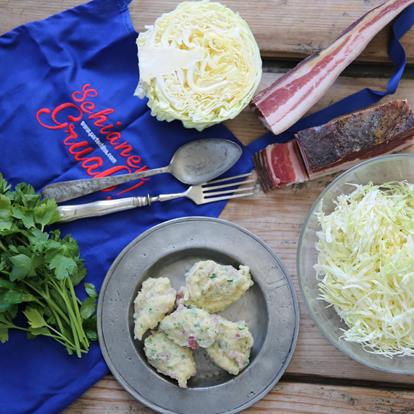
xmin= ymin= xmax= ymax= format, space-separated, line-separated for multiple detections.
xmin=254 ymin=100 xmax=414 ymax=192
xmin=252 ymin=0 xmax=414 ymax=135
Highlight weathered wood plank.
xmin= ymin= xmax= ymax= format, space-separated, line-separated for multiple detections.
xmin=2 ymin=0 xmax=414 ymax=63
xmin=64 ymin=376 xmax=414 ymax=413
xmin=132 ymin=0 xmax=414 ymax=63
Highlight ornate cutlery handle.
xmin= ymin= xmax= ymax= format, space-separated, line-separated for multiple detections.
xmin=43 ymin=166 xmax=170 ymax=203
xmin=57 ymin=196 xmax=151 ymax=222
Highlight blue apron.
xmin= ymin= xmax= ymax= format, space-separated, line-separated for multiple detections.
xmin=0 ymin=0 xmax=413 ymax=412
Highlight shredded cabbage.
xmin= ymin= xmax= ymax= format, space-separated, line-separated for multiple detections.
xmin=135 ymin=1 xmax=262 ymax=131
xmin=316 ymin=182 xmax=414 ymax=357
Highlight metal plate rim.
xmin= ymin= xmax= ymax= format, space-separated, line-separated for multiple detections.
xmin=97 ymin=216 xmax=300 ymax=414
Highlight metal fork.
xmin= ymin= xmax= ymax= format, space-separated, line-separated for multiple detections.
xmin=57 ymin=173 xmax=256 ymax=222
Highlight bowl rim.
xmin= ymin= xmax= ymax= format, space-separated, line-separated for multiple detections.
xmin=297 ymin=153 xmax=414 ymax=375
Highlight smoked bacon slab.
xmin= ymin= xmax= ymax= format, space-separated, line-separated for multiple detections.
xmin=254 ymin=100 xmax=414 ymax=192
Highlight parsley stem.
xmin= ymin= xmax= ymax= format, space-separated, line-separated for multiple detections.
xmin=47 ymin=287 xmax=73 ymax=326
xmin=45 ymin=323 xmax=78 ymax=349
xmin=15 ymin=234 xmax=26 ymax=246
xmin=0 ymin=321 xmax=85 ymax=355
xmin=50 ymin=279 xmax=82 ymax=357
xmin=0 ymin=321 xmax=28 ymax=332
xmin=45 ymin=283 xmax=69 ymax=347
xmin=23 ymin=280 xmax=71 ymax=326
xmin=66 ymin=278 xmax=89 ymax=348
xmin=41 ymin=332 xmax=86 ymax=354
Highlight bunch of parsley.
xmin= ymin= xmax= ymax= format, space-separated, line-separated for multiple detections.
xmin=0 ymin=174 xmax=96 ymax=357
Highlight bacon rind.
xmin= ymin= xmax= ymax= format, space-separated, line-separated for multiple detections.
xmin=296 ymin=100 xmax=414 ymax=178
xmin=302 ymin=129 xmax=414 ymax=180
xmin=253 ymin=148 xmax=273 ymax=192
xmin=252 ymin=0 xmax=414 ymax=135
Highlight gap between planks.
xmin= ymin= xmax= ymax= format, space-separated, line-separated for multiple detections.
xmin=283 ymin=373 xmax=414 ymax=391
xmin=2 ymin=0 xmax=414 ymax=64
xmin=64 ymin=375 xmax=414 ymax=414
xmin=133 ymin=0 xmax=414 ymax=64
xmin=263 ymin=60 xmax=414 ymax=80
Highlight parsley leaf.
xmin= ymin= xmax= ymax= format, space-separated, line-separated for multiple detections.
xmin=80 ymin=297 xmax=96 ymax=320
xmin=0 ymin=174 xmax=97 ymax=357
xmin=12 ymin=206 xmax=35 ymax=229
xmin=0 ymin=195 xmax=12 ymax=232
xmin=48 ymin=255 xmax=77 ymax=280
xmin=34 ymin=200 xmax=60 ymax=228
xmin=9 ymin=254 xmax=34 ymax=280
xmin=23 ymin=307 xmax=47 ymax=329
xmin=84 ymin=283 xmax=97 ymax=298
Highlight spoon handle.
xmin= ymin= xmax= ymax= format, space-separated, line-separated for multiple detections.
xmin=42 ymin=166 xmax=170 ymax=203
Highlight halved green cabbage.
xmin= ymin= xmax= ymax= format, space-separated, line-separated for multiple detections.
xmin=135 ymin=1 xmax=262 ymax=131
xmin=316 ymin=182 xmax=414 ymax=357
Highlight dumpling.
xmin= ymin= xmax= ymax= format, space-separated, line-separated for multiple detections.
xmin=181 ymin=260 xmax=253 ymax=312
xmin=144 ymin=331 xmax=196 ymax=388
xmin=133 ymin=277 xmax=176 ymax=340
xmin=159 ymin=305 xmax=218 ymax=349
xmin=206 ymin=316 xmax=253 ymax=375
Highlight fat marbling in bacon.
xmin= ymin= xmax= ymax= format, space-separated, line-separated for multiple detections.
xmin=254 ymin=100 xmax=414 ymax=192
xmin=254 ymin=141 xmax=307 ymax=192
xmin=253 ymin=0 xmax=414 ymax=135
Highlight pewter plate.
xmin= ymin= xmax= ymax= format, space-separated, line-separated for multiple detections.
xmin=98 ymin=217 xmax=299 ymax=414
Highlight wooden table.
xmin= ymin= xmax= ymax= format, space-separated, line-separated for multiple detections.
xmin=2 ymin=1 xmax=414 ymax=413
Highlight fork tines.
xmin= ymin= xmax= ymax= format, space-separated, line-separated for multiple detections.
xmin=201 ymin=172 xmax=257 ymax=202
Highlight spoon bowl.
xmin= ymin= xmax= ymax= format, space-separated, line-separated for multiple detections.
xmin=170 ymin=139 xmax=242 ymax=185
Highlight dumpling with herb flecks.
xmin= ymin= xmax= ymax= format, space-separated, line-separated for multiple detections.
xmin=179 ymin=260 xmax=253 ymax=313
xmin=159 ymin=305 xmax=218 ymax=349
xmin=133 ymin=277 xmax=176 ymax=340
xmin=144 ymin=331 xmax=196 ymax=388
xmin=206 ymin=316 xmax=253 ymax=375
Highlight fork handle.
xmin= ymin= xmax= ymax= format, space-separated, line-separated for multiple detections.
xmin=57 ymin=196 xmax=151 ymax=222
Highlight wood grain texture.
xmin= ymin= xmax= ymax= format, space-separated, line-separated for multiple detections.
xmin=1 ymin=0 xmax=414 ymax=63
xmin=131 ymin=0 xmax=414 ymax=63
xmin=64 ymin=376 xmax=414 ymax=414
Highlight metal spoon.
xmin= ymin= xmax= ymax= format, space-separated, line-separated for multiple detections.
xmin=42 ymin=139 xmax=242 ymax=203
